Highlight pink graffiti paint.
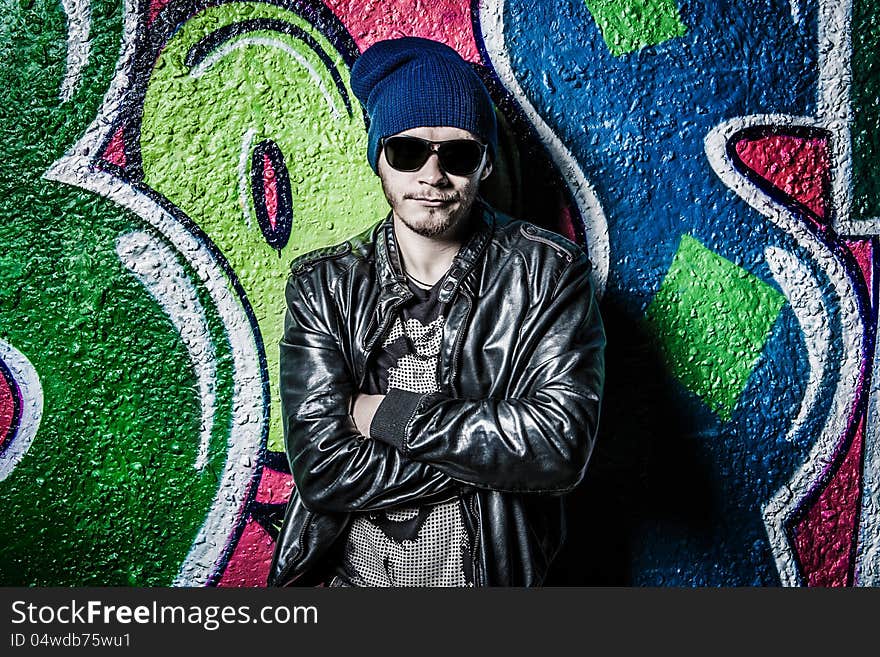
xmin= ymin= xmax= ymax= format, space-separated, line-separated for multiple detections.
xmin=255 ymin=461 xmax=294 ymax=505
xmin=148 ymin=0 xmax=172 ymax=25
xmin=734 ymin=134 xmax=829 ymax=221
xmin=846 ymin=239 xmax=873 ymax=306
xmin=101 ymin=126 xmax=127 ymax=169
xmin=0 ymin=368 xmax=16 ymax=449
xmin=323 ymin=0 xmax=481 ymax=61
xmin=263 ymin=153 xmax=278 ymax=230
xmin=216 ymin=519 xmax=274 ymax=587
xmin=792 ymin=413 xmax=864 ymax=587
xmin=558 ymin=203 xmax=576 ymax=243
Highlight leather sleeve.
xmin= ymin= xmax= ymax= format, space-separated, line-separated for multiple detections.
xmin=280 ymin=272 xmax=461 ymax=514
xmin=370 ymin=253 xmax=606 ymax=494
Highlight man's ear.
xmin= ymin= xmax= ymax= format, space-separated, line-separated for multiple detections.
xmin=479 ymin=157 xmax=493 ymax=181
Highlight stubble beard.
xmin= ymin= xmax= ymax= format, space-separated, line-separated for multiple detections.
xmin=383 ymin=183 xmax=479 ymax=240
xmin=398 ymin=199 xmax=470 ymax=238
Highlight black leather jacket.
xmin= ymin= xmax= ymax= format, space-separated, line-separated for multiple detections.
xmin=268 ymin=203 xmax=605 ymax=586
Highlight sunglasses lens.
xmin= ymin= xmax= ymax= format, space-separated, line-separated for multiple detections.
xmin=383 ymin=137 xmax=486 ymax=175
xmin=384 ymin=137 xmax=430 ymax=171
xmin=437 ymin=140 xmax=484 ymax=175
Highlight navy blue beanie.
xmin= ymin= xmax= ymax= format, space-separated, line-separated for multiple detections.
xmin=350 ymin=37 xmax=498 ymax=173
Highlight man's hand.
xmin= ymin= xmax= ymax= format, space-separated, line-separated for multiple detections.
xmin=351 ymin=393 xmax=386 ymax=438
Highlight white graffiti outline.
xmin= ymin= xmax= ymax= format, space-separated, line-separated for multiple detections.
xmin=817 ymin=0 xmax=863 ymax=236
xmin=190 ymin=36 xmax=343 ymax=120
xmin=44 ymin=158 xmax=265 ymax=586
xmin=116 ymin=231 xmax=218 ymax=472
xmin=60 ymin=0 xmax=91 ymax=102
xmin=0 ymin=342 xmax=43 ymax=482
xmin=831 ymin=0 xmax=880 ymax=585
xmin=238 ymin=127 xmax=258 ymax=229
xmin=478 ymin=0 xmax=610 ymax=298
xmin=859 ymin=298 xmax=880 ymax=585
xmin=765 ymin=246 xmax=832 ymax=446
xmin=705 ymin=112 xmax=863 ymax=586
xmin=815 ymin=0 xmax=880 ymax=586
xmin=62 ymin=0 xmax=139 ymax=161
xmin=38 ymin=0 xmax=349 ymax=586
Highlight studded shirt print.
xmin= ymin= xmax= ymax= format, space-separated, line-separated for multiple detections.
xmin=337 ymin=276 xmax=473 ymax=587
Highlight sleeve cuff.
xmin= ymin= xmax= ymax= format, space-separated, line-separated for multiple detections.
xmin=370 ymin=388 xmax=423 ymax=451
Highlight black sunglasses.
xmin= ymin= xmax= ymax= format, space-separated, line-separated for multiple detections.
xmin=381 ymin=136 xmax=487 ymax=176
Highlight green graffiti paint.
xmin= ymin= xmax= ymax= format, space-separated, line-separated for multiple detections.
xmin=0 ymin=188 xmax=233 ymax=585
xmin=140 ymin=3 xmax=386 ymax=453
xmin=0 ymin=0 xmax=125 ymax=165
xmin=643 ymin=235 xmax=786 ymax=421
xmin=583 ymin=0 xmax=687 ymax=56
xmin=0 ymin=0 xmax=231 ymax=585
xmin=851 ymin=0 xmax=880 ymax=219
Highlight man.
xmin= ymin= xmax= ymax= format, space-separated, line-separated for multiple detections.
xmin=268 ymin=36 xmax=605 ymax=587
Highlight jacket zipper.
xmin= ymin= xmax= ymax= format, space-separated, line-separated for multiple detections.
xmin=450 ymin=288 xmax=473 ymax=386
xmin=450 ymin=288 xmax=483 ymax=584
xmin=520 ymin=225 xmax=573 ymax=262
xmin=469 ymin=494 xmax=484 ymax=586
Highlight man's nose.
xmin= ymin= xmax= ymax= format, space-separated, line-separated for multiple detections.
xmin=418 ymin=152 xmax=448 ymax=184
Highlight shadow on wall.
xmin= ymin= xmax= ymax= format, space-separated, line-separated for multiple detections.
xmin=477 ymin=93 xmax=677 ymax=585
xmin=547 ymin=297 xmax=716 ymax=586
xmin=477 ymin=70 xmax=574 ymax=238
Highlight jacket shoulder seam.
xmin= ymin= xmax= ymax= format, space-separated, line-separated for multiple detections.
xmin=289 ymin=240 xmax=353 ymax=276
xmin=516 ymin=222 xmax=583 ymax=261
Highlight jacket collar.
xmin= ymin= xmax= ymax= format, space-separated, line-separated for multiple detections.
xmin=374 ymin=200 xmax=495 ymax=303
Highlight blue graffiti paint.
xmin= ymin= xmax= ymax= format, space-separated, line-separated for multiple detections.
xmin=503 ymin=0 xmax=863 ymax=584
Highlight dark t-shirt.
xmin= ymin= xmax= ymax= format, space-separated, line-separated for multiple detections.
xmin=334 ymin=276 xmax=474 ymax=587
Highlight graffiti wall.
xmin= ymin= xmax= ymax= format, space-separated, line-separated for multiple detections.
xmin=0 ymin=0 xmax=877 ymax=586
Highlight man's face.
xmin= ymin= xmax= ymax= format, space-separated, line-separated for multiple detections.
xmin=376 ymin=126 xmax=493 ymax=240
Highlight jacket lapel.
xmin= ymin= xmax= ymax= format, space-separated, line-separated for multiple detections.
xmin=358 ymin=206 xmax=495 ymax=388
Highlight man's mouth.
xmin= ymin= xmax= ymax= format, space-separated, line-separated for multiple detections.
xmin=409 ymin=196 xmax=457 ymax=206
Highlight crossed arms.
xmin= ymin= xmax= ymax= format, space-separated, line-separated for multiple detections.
xmin=279 ymin=253 xmax=605 ymax=514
